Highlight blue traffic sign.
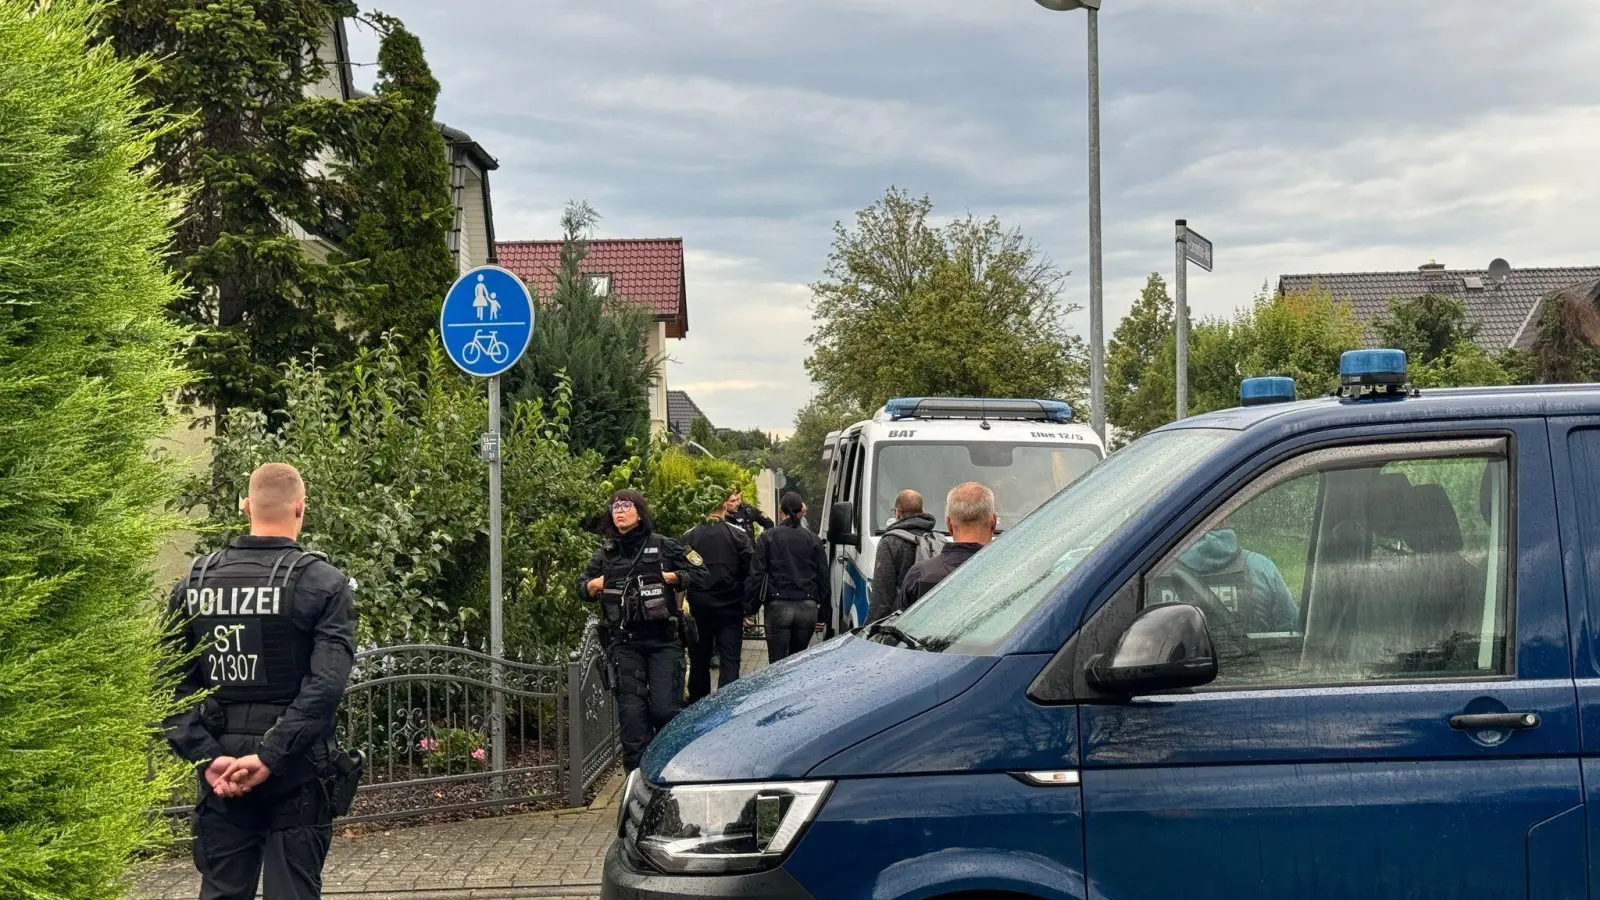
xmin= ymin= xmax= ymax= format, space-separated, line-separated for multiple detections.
xmin=439 ymin=266 xmax=534 ymax=378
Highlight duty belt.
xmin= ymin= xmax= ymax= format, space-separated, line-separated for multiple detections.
xmin=217 ymin=701 xmax=291 ymax=736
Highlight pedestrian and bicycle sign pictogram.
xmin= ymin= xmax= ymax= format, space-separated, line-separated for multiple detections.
xmin=440 ymin=265 xmax=534 ymax=377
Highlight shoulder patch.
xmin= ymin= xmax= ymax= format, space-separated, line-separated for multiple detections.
xmin=685 ymin=549 xmax=704 ymax=566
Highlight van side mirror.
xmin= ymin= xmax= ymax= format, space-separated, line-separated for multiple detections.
xmin=1087 ymin=603 xmax=1218 ymax=695
xmin=827 ymin=501 xmax=858 ymax=546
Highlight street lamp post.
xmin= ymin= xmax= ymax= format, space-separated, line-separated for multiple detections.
xmin=1034 ymin=0 xmax=1105 ymax=443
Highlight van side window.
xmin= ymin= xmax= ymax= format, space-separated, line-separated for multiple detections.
xmin=1144 ymin=442 xmax=1512 ymax=689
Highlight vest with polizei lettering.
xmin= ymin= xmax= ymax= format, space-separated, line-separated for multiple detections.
xmin=599 ymin=535 xmax=672 ymax=627
xmin=1154 ymin=552 xmax=1255 ymax=618
xmin=183 ymin=548 xmax=321 ymax=704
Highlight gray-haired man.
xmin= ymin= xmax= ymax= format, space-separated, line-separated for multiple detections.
xmin=895 ymin=482 xmax=997 ymax=610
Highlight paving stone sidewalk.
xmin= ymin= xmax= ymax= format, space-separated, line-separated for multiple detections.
xmin=134 ymin=639 xmax=776 ymax=899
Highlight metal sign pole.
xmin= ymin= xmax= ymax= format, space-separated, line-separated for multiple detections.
xmin=1175 ymin=219 xmax=1189 ymax=420
xmin=487 ymin=374 xmax=505 ymax=794
xmin=439 ymin=264 xmax=533 ymax=803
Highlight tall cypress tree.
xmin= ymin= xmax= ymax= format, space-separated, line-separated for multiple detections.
xmin=0 ymin=2 xmax=190 ymax=894
xmin=336 ymin=13 xmax=456 ymax=354
xmin=100 ymin=0 xmax=372 ymax=426
xmin=512 ymin=203 xmax=660 ymax=465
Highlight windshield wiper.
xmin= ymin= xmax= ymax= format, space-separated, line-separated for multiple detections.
xmin=869 ymin=621 xmax=927 ymax=651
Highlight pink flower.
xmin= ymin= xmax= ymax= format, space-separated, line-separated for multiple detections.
xmin=418 ymin=738 xmax=438 ymax=752
xmin=471 ymin=748 xmax=487 ymax=761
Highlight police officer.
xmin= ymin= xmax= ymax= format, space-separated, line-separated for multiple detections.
xmin=746 ymin=493 xmax=831 ymax=663
xmin=1158 ymin=528 xmax=1298 ymax=634
xmin=723 ymin=490 xmax=774 ymax=541
xmin=579 ymin=490 xmax=708 ymax=773
xmin=681 ymin=493 xmax=753 ymax=702
xmin=162 ymin=463 xmax=358 ymax=900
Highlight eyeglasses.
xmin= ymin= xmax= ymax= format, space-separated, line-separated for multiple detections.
xmin=611 ymin=501 xmax=636 ymax=512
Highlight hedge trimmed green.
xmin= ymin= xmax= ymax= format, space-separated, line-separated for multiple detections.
xmin=0 ymin=1 xmax=190 ymax=896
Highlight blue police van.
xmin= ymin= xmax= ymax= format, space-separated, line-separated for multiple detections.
xmin=604 ymin=350 xmax=1600 ymax=900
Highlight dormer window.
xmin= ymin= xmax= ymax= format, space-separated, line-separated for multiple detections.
xmin=587 ymin=273 xmax=613 ymax=297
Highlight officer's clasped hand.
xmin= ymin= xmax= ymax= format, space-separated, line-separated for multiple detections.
xmin=206 ymin=754 xmax=273 ymax=799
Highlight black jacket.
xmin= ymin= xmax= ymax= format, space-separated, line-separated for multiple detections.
xmin=681 ymin=517 xmax=753 ymax=615
xmin=747 ymin=518 xmax=831 ymax=611
xmin=897 ymin=542 xmax=987 ymax=611
xmin=727 ymin=503 xmax=775 ymax=539
xmin=577 ymin=529 xmax=708 ymax=641
xmin=867 ymin=514 xmax=938 ymax=624
xmin=162 ymin=535 xmax=356 ymax=772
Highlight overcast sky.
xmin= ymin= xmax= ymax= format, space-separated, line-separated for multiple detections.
xmin=348 ymin=0 xmax=1600 ymax=434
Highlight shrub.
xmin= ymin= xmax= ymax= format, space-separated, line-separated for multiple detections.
xmin=0 ymin=1 xmax=191 ymax=894
xmin=190 ymin=338 xmax=613 ymax=655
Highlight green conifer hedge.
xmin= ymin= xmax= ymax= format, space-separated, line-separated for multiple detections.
xmin=0 ymin=2 xmax=190 ymax=896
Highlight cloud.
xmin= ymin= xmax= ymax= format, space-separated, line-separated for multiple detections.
xmin=349 ymin=0 xmax=1600 ymax=437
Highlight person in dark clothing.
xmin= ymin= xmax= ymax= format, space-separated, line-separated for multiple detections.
xmin=867 ymin=489 xmax=941 ymax=624
xmin=578 ymin=490 xmax=708 ymax=772
xmin=681 ymin=498 xmax=754 ymax=702
xmin=162 ymin=463 xmax=359 ymax=900
xmin=747 ymin=492 xmax=831 ymax=663
xmin=724 ymin=491 xmax=775 ymax=540
xmin=898 ymin=482 xmax=998 ymax=610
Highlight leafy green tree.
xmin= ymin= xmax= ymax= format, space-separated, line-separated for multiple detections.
xmin=513 ymin=202 xmax=661 ymax=465
xmin=1106 ymin=284 xmax=1366 ymax=442
xmin=1373 ymin=294 xmax=1513 ymax=387
xmin=100 ymin=0 xmax=372 ymax=426
xmin=1375 ymin=294 xmax=1479 ymax=364
xmin=688 ymin=416 xmax=722 ymax=453
xmin=0 ymin=2 xmax=190 ymax=894
xmin=334 ymin=14 xmax=456 ymax=356
xmin=1106 ymin=273 xmax=1174 ymax=445
xmin=806 ymin=187 xmax=1086 ymax=414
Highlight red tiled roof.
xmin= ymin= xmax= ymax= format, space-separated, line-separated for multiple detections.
xmin=496 ymin=238 xmax=688 ymax=337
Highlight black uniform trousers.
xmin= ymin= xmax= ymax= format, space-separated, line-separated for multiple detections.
xmin=192 ymin=771 xmax=331 ymax=900
xmin=765 ymin=600 xmax=818 ymax=663
xmin=611 ymin=632 xmax=684 ymax=772
xmin=687 ymin=606 xmax=744 ymax=703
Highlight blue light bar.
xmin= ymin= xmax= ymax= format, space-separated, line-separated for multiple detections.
xmin=1339 ymin=348 xmax=1409 ymax=400
xmin=1240 ymin=376 xmax=1296 ymax=407
xmin=884 ymin=397 xmax=1073 ymax=424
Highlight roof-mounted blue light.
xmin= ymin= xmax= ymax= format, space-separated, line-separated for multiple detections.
xmin=1240 ymin=376 xmax=1296 ymax=407
xmin=1339 ymin=349 xmax=1410 ymax=401
xmin=883 ymin=397 xmax=1073 ymax=424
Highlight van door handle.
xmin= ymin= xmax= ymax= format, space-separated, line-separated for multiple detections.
xmin=1449 ymin=712 xmax=1541 ymax=731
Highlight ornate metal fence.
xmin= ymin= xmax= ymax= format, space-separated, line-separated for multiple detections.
xmin=566 ymin=618 xmax=620 ymax=805
xmin=337 ymin=643 xmax=568 ymax=823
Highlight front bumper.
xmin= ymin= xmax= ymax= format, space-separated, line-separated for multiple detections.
xmin=600 ymin=839 xmax=815 ymax=900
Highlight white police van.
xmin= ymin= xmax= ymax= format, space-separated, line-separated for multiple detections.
xmin=818 ymin=397 xmax=1105 ymax=635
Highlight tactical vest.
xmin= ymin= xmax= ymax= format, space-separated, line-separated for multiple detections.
xmin=1155 ymin=553 xmax=1254 ymax=618
xmin=598 ymin=535 xmax=673 ymax=627
xmin=183 ymin=547 xmax=321 ymax=704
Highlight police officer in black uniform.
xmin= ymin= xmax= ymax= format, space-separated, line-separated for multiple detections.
xmin=578 ymin=490 xmax=708 ymax=773
xmin=162 ymin=463 xmax=359 ymax=900
xmin=723 ymin=490 xmax=774 ymax=541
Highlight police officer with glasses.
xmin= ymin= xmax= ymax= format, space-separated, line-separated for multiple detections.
xmin=579 ymin=490 xmax=708 ymax=773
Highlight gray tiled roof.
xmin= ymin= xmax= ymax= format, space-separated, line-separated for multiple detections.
xmin=1278 ymin=264 xmax=1600 ymax=352
xmin=667 ymin=390 xmax=711 ymax=436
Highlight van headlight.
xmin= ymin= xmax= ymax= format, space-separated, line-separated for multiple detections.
xmin=623 ymin=780 xmax=832 ymax=875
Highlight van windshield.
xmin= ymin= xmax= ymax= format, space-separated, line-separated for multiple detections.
xmin=873 ymin=442 xmax=1102 ymax=533
xmin=890 ymin=428 xmax=1233 ymax=655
